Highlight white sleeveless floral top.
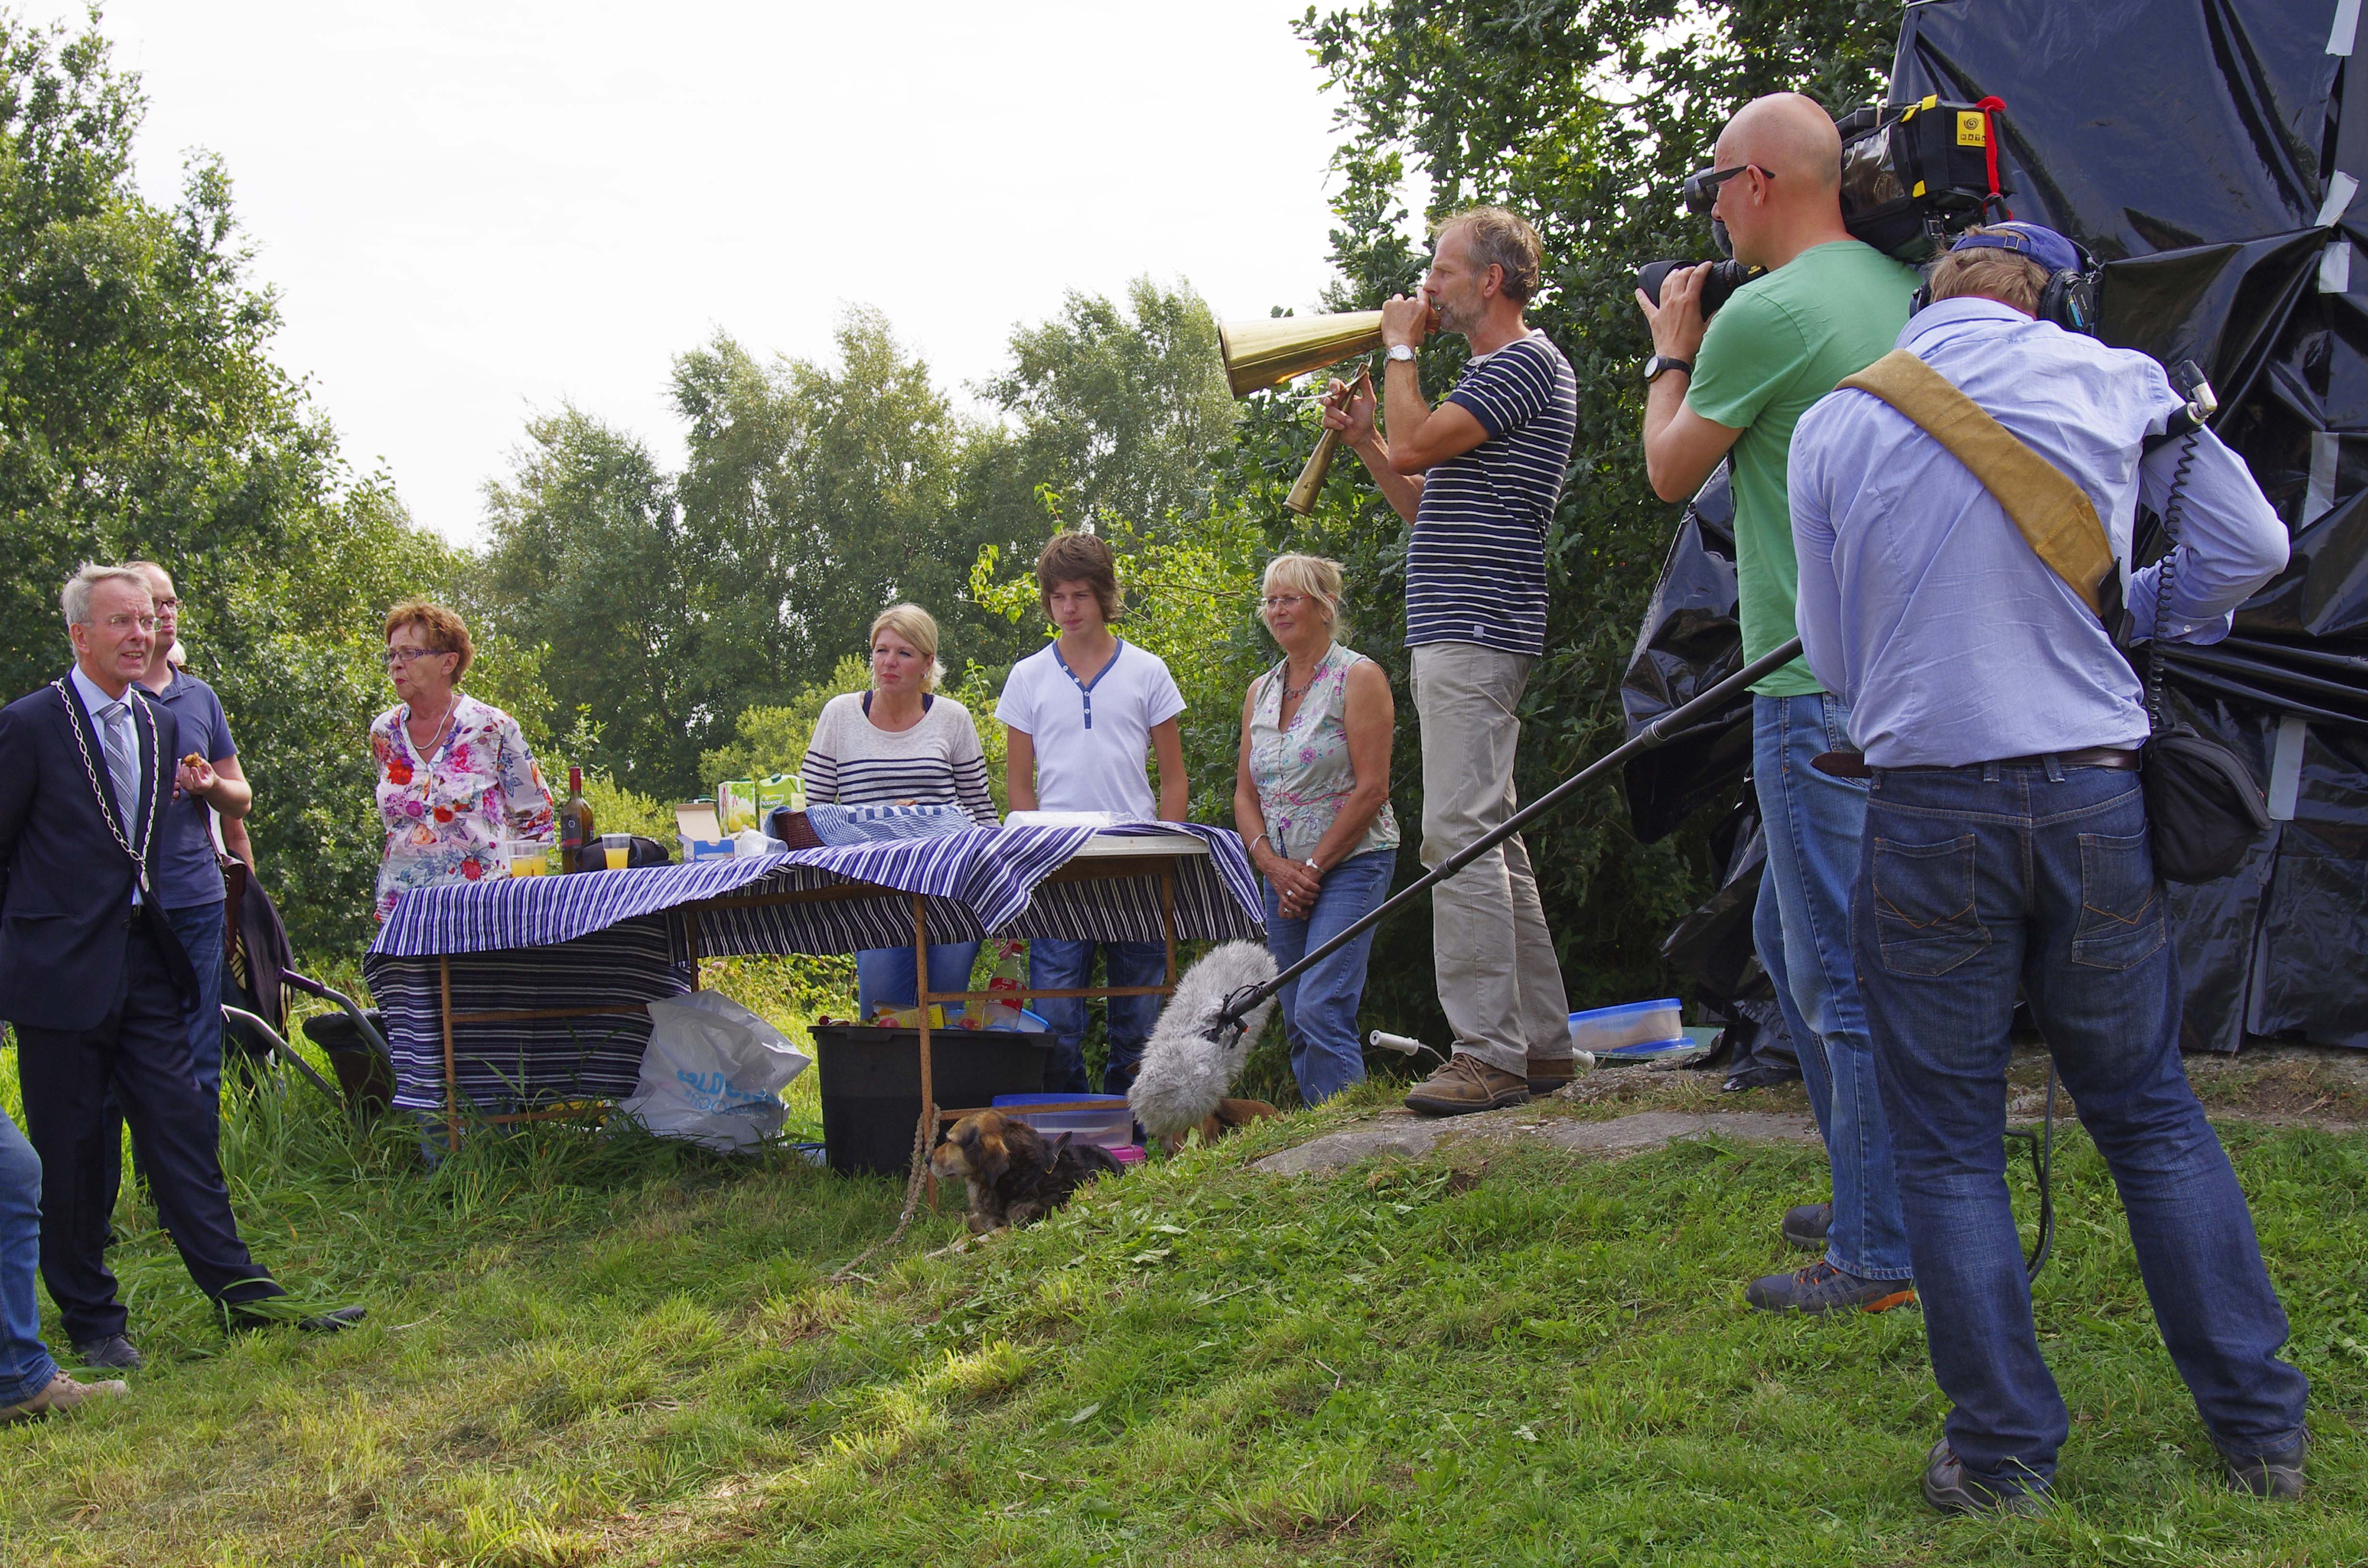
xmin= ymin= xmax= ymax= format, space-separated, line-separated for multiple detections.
xmin=1247 ymin=643 xmax=1400 ymax=863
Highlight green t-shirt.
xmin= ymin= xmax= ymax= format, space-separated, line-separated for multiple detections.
xmin=1687 ymin=240 xmax=1920 ymax=696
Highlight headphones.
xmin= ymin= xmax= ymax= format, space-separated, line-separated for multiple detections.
xmin=2036 ymin=242 xmax=2100 ymax=334
xmin=1910 ymin=225 xmax=2101 ymax=335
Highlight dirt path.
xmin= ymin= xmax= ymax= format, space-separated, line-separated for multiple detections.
xmin=1252 ymin=1106 xmax=1818 ymax=1176
xmin=1251 ymin=1040 xmax=2368 ymax=1175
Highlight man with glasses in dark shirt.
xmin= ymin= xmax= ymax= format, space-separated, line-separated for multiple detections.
xmin=129 ymin=562 xmax=250 ymax=1099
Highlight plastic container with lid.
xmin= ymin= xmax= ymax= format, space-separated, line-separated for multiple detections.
xmin=992 ymin=1092 xmax=1133 ymax=1151
xmin=1567 ymin=998 xmax=1686 ymax=1055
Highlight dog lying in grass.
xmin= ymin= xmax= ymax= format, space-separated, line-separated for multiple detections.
xmin=930 ymin=1110 xmax=1122 ymax=1234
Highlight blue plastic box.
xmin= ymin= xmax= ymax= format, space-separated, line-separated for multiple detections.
xmin=1568 ymin=998 xmax=1685 ymax=1054
xmin=992 ymin=1091 xmax=1132 ymax=1150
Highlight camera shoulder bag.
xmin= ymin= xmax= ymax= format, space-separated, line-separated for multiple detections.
xmin=1836 ymin=349 xmax=2269 ymax=882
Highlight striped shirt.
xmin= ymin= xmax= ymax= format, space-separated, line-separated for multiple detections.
xmin=1405 ymin=333 xmax=1577 ymax=655
xmin=800 ymin=692 xmax=999 ymax=826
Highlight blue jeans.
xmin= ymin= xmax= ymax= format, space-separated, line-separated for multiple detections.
xmin=0 ymin=1107 xmax=58 ymax=1406
xmin=1752 ymin=694 xmax=1912 ymax=1282
xmin=1856 ymin=760 xmax=2308 ymax=1493
xmin=1263 ymin=848 xmax=1394 ymax=1106
xmin=855 ymin=942 xmax=982 ymax=1019
xmin=165 ymin=900 xmax=227 ymax=1098
xmin=1030 ymin=939 xmax=1165 ymax=1095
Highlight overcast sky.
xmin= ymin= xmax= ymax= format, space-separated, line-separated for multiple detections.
xmin=25 ymin=2 xmax=1355 ymax=544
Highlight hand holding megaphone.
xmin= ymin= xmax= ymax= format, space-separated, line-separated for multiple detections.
xmin=1320 ymin=370 xmax=1376 ymax=447
xmin=1380 ymin=292 xmax=1437 ymax=349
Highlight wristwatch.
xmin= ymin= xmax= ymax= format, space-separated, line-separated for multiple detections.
xmin=1643 ymin=353 xmax=1692 ymax=383
xmin=1386 ymin=343 xmax=1418 ymax=364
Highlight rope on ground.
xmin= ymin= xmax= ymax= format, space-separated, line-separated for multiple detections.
xmin=828 ymin=1098 xmax=937 ymax=1283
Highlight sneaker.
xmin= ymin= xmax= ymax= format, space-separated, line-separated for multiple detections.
xmin=1746 ymin=1260 xmax=1916 ymax=1314
xmin=1404 ymin=1052 xmax=1530 ymax=1116
xmin=1526 ymin=1055 xmax=1578 ymax=1097
xmin=2217 ymin=1432 xmax=2307 ymax=1499
xmin=1 ymin=1371 xmax=129 ymax=1423
xmin=1782 ymin=1201 xmax=1832 ymax=1252
xmin=1923 ymin=1440 xmax=2048 ymax=1517
xmin=70 ymin=1333 xmax=143 ymax=1371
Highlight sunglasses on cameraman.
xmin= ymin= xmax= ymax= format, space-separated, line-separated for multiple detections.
xmin=1682 ymin=163 xmax=1772 ymax=215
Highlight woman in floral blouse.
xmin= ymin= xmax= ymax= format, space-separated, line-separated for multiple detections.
xmin=370 ymin=600 xmax=555 ymax=922
xmin=1231 ymin=554 xmax=1400 ymax=1105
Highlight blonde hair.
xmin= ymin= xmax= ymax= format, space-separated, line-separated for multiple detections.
xmin=1432 ymin=205 xmax=1545 ymax=303
xmin=1924 ymin=231 xmax=2050 ymax=316
xmin=1261 ymin=554 xmax=1346 ymax=630
xmin=869 ymin=602 xmax=946 ymax=693
xmin=383 ymin=599 xmax=476 ymax=680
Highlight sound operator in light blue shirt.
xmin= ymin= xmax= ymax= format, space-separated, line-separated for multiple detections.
xmin=1784 ymin=222 xmax=2305 ymax=1517
xmin=1789 ymin=267 xmax=2288 ymax=769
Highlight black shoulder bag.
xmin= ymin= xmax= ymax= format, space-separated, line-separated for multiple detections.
xmin=2124 ymin=432 xmax=2271 ymax=882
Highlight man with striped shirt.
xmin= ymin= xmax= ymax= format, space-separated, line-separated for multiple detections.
xmin=1324 ymin=205 xmax=1581 ymax=1115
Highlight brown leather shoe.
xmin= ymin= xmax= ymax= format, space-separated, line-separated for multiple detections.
xmin=1404 ymin=1052 xmax=1530 ymax=1116
xmin=1 ymin=1371 xmax=129 ymax=1423
xmin=1527 ymin=1056 xmax=1578 ymax=1096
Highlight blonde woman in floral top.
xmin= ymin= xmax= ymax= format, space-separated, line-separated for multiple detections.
xmin=1232 ymin=555 xmax=1400 ymax=1105
xmin=370 ymin=600 xmax=555 ymax=922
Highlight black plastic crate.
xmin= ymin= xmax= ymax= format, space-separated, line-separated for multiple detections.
xmin=810 ymin=1025 xmax=1052 ymax=1177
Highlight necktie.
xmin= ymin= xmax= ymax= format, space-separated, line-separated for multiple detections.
xmin=99 ymin=698 xmax=140 ymax=838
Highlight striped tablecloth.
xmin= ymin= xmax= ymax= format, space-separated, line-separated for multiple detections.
xmin=360 ymin=824 xmax=1261 ymax=1114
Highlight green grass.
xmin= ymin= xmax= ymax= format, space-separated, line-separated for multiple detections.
xmin=0 ymin=973 xmax=2362 ymax=1565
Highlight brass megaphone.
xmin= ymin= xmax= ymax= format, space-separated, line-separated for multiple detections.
xmin=1217 ymin=310 xmax=1386 ymax=515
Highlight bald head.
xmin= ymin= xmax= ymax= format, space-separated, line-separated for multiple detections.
xmin=1705 ymin=92 xmax=1850 ymax=269
xmin=1717 ymin=93 xmax=1842 ymax=192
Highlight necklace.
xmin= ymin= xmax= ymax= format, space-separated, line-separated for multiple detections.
xmin=51 ymin=680 xmax=160 ymax=897
xmin=1279 ymin=646 xmax=1331 ymax=703
xmin=406 ymin=695 xmax=457 ymax=755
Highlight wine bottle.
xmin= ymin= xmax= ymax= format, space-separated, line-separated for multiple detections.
xmin=560 ymin=765 xmax=595 ymax=873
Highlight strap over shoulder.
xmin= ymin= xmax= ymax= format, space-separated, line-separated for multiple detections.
xmin=1836 ymin=348 xmax=2114 ymax=615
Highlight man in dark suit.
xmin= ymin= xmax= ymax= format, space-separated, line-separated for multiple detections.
xmin=0 ymin=564 xmax=360 ymax=1369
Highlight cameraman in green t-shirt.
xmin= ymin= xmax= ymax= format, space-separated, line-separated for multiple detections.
xmin=1633 ymin=92 xmax=1921 ymax=1316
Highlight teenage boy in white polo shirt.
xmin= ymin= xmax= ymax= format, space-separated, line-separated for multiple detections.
xmin=996 ymin=531 xmax=1187 ymax=1093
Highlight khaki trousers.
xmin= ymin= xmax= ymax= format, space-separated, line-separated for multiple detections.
xmin=1411 ymin=642 xmax=1571 ymax=1075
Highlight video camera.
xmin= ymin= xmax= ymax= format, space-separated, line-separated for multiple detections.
xmin=1637 ymin=96 xmax=2014 ymax=318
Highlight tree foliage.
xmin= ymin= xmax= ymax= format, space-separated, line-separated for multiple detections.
xmin=475 ymin=408 xmax=705 ymax=795
xmin=0 ymin=14 xmax=535 ymax=956
xmin=672 ymin=310 xmax=976 ymax=710
xmin=975 ymin=277 xmax=1239 ymax=533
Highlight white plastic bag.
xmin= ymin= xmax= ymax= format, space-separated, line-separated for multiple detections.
xmin=620 ymin=992 xmax=812 ymax=1152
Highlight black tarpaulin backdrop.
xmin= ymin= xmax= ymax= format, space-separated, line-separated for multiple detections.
xmin=1621 ymin=0 xmax=2368 ymax=1053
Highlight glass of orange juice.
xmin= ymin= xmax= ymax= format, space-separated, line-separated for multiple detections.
xmin=601 ymin=833 xmax=631 ymax=871
xmin=505 ymin=838 xmax=552 ymax=877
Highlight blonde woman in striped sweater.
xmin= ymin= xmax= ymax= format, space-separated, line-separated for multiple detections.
xmin=802 ymin=603 xmax=998 ymax=1017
